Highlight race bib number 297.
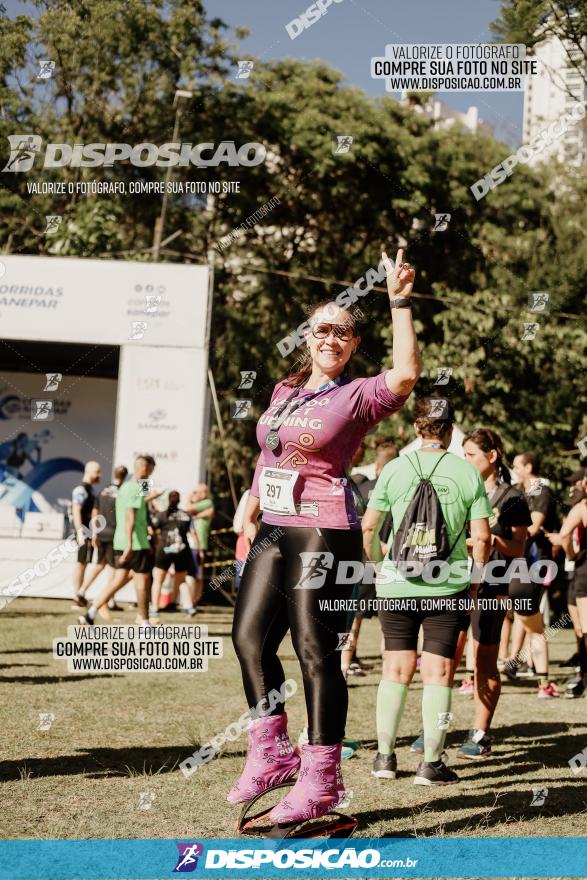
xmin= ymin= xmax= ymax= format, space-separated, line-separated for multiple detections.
xmin=259 ymin=467 xmax=299 ymax=515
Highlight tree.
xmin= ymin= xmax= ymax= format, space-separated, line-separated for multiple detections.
xmin=491 ymin=1 xmax=587 ymax=97
xmin=0 ymin=0 xmax=239 ymax=256
xmin=1 ymin=1 xmax=584 ymax=498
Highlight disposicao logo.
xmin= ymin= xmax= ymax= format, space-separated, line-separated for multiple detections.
xmin=2 ymin=135 xmax=266 ymax=171
xmin=173 ymin=843 xmax=205 ymax=873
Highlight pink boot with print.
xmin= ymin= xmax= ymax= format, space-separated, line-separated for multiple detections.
xmin=269 ymin=743 xmax=345 ymax=823
xmin=227 ymin=712 xmax=300 ymax=804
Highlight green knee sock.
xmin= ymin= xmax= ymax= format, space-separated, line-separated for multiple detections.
xmin=422 ymin=684 xmax=452 ymax=762
xmin=376 ymin=680 xmax=408 ymax=755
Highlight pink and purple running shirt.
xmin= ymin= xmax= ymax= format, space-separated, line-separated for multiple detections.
xmin=250 ymin=372 xmax=409 ymax=529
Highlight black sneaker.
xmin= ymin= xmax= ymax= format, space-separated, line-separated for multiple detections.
xmin=108 ymin=599 xmax=122 ymax=611
xmin=72 ymin=593 xmax=88 ymax=608
xmin=77 ymin=612 xmax=94 ymax=627
xmin=347 ymin=661 xmax=367 ymax=677
xmin=565 ymin=674 xmax=585 ymax=699
xmin=372 ymin=752 xmax=397 ymax=779
xmin=560 ymin=652 xmax=579 ymax=671
xmin=517 ymin=662 xmax=536 ymax=678
xmin=414 ymin=760 xmax=459 ymax=786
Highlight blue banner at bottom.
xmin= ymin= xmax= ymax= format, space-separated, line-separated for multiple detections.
xmin=1 ymin=838 xmax=586 ymax=879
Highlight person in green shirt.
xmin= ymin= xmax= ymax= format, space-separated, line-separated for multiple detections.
xmin=362 ymin=396 xmax=491 ymax=786
xmin=187 ymin=484 xmax=214 ymax=596
xmin=189 ymin=486 xmax=214 ymax=549
xmin=80 ymin=455 xmax=157 ymax=627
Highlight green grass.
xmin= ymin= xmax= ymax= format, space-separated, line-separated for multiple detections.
xmin=1 ymin=599 xmax=586 ymax=840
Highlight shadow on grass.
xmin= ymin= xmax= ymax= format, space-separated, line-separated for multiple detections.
xmin=0 ymin=674 xmax=114 ymax=685
xmin=360 ymin=785 xmax=587 ymax=836
xmin=1 ymin=610 xmax=71 ymax=617
xmin=406 ymin=721 xmax=584 ymax=766
xmin=348 ymin=721 xmax=586 ymax=773
xmin=0 ymin=746 xmax=187 ymax=781
xmin=0 ymin=662 xmax=46 ymax=669
xmin=473 ymin=777 xmax=582 ymax=791
xmin=0 ymin=648 xmax=52 ymax=655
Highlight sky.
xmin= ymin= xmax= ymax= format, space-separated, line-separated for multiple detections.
xmin=5 ymin=0 xmax=525 ymax=145
xmin=211 ymin=0 xmax=525 ymax=145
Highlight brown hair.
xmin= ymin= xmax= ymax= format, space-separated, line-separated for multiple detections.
xmin=167 ymin=490 xmax=180 ymax=510
xmin=283 ymin=299 xmax=364 ymax=388
xmin=517 ymin=450 xmax=540 ymax=475
xmin=412 ymin=395 xmax=454 ymax=439
xmin=376 ymin=441 xmax=399 ymax=459
xmin=463 ymin=427 xmax=511 ymax=484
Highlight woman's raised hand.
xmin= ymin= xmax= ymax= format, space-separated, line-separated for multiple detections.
xmin=382 ymin=247 xmax=415 ymax=300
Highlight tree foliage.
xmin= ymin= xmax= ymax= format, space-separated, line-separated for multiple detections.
xmin=491 ymin=0 xmax=587 ymax=95
xmin=0 ymin=0 xmax=585 ymax=500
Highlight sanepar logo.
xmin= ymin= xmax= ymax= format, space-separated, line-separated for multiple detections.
xmin=2 ymin=135 xmax=266 ymax=172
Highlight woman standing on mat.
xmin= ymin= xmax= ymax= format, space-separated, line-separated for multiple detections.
xmin=229 ymin=247 xmax=420 ymax=824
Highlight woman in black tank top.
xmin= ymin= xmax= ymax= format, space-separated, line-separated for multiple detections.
xmin=546 ymin=493 xmax=587 ymax=696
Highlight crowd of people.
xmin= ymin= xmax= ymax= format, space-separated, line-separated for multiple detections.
xmin=71 ymin=457 xmax=214 ymax=626
xmin=358 ymin=424 xmax=585 ymax=783
xmin=67 ymin=246 xmax=586 ymax=831
xmin=225 ymin=247 xmax=586 ymax=827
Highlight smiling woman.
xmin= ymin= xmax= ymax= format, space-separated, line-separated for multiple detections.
xmin=282 ymin=300 xmax=365 ymax=388
xmin=228 ymin=247 xmax=420 ymax=828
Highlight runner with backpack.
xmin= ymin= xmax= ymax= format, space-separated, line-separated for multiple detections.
xmin=362 ymin=396 xmax=492 ymax=785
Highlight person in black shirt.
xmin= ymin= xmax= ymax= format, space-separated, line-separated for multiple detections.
xmin=546 ymin=477 xmax=587 ymax=698
xmin=503 ymin=451 xmax=562 ymax=697
xmin=150 ymin=491 xmax=199 ymax=618
xmin=513 ymin=451 xmax=559 ymax=561
xmin=557 ymin=468 xmax=587 ymax=675
xmin=71 ymin=461 xmax=101 ymax=607
xmin=79 ymin=466 xmax=129 ymax=616
xmin=454 ymin=429 xmax=534 ymax=759
xmin=505 ymin=452 xmax=560 ymax=696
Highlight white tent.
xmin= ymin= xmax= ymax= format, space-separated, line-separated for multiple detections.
xmin=0 ymin=254 xmax=212 ymax=600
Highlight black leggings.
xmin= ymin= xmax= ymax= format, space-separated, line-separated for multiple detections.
xmin=232 ymin=522 xmax=363 ymax=745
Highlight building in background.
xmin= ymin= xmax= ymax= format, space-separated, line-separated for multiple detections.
xmin=401 ymin=93 xmax=495 ymax=138
xmin=522 ymin=32 xmax=587 ymax=168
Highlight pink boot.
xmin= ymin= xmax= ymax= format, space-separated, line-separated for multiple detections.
xmin=227 ymin=712 xmax=300 ymax=804
xmin=270 ymin=743 xmax=345 ymax=824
